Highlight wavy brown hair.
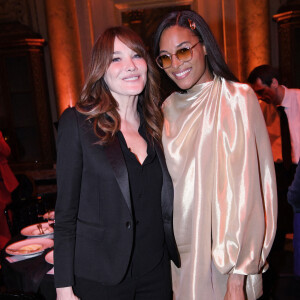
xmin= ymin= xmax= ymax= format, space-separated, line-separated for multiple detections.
xmin=76 ymin=26 xmax=163 ymax=145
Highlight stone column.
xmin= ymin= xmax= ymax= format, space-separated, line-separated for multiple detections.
xmin=45 ymin=0 xmax=84 ymax=116
xmin=195 ymin=0 xmax=270 ymax=82
xmin=236 ymin=0 xmax=270 ymax=81
xmin=195 ymin=0 xmax=224 ymax=53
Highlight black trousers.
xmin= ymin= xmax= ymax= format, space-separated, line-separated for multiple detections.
xmin=262 ymin=163 xmax=297 ymax=299
xmin=272 ymin=162 xmax=297 ymax=251
xmin=73 ymin=251 xmax=172 ymax=300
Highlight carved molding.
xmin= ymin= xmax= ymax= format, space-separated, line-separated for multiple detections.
xmin=273 ymin=10 xmax=300 ymax=23
xmin=113 ymin=0 xmax=193 ymax=11
xmin=273 ymin=9 xmax=300 ymax=88
xmin=0 ymin=0 xmax=30 ymax=24
xmin=113 ymin=0 xmax=192 ymax=50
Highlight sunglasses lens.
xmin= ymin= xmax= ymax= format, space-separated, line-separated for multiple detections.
xmin=157 ymin=54 xmax=171 ymax=69
xmin=156 ymin=47 xmax=193 ymax=69
xmin=177 ymin=48 xmax=192 ymax=61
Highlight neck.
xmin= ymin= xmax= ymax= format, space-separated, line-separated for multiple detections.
xmin=277 ymin=85 xmax=285 ymax=105
xmin=113 ymin=93 xmax=140 ymax=129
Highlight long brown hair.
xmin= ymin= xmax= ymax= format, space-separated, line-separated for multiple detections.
xmin=77 ymin=26 xmax=163 ymax=145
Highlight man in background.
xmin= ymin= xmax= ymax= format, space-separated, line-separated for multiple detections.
xmin=248 ymin=64 xmax=300 ymax=251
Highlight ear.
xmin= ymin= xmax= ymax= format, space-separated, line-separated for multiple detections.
xmin=202 ymin=45 xmax=207 ymax=55
xmin=256 ymin=78 xmax=263 ymax=85
xmin=271 ymin=78 xmax=279 ymax=88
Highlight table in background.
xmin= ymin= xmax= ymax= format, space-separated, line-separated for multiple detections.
xmin=0 ymin=235 xmax=56 ymax=300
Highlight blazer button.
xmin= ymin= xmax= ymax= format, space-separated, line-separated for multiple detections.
xmin=126 ymin=221 xmax=132 ymax=229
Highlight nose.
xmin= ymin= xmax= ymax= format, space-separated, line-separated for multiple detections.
xmin=126 ymin=58 xmax=137 ymax=71
xmin=171 ymin=54 xmax=183 ymax=69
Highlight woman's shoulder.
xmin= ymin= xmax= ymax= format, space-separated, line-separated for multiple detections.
xmin=223 ymin=78 xmax=264 ymax=128
xmin=58 ymin=107 xmax=89 ymax=133
xmin=59 ymin=106 xmax=87 ymax=122
xmin=222 ymin=78 xmax=258 ymax=104
xmin=60 ymin=106 xmax=80 ymax=118
xmin=223 ymin=78 xmax=253 ymax=94
xmin=59 ymin=106 xmax=77 ymax=118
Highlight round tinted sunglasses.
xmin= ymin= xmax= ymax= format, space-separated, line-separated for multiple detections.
xmin=156 ymin=42 xmax=200 ymax=69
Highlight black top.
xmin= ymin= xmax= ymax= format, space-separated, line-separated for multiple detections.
xmin=117 ymin=123 xmax=165 ymax=278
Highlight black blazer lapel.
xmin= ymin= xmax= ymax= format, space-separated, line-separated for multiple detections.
xmin=155 ymin=144 xmax=173 ymax=221
xmin=104 ymin=137 xmax=132 ymax=216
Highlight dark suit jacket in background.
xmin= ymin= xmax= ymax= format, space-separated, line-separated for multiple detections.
xmin=288 ymin=159 xmax=300 ymax=213
xmin=288 ymin=160 xmax=300 ymax=276
xmin=54 ymin=107 xmax=180 ymax=288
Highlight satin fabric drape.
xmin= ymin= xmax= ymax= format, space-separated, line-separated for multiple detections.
xmin=162 ymin=76 xmax=277 ymax=300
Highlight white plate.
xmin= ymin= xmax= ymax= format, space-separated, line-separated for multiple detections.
xmin=43 ymin=210 xmax=55 ymax=220
xmin=45 ymin=249 xmax=54 ymax=265
xmin=21 ymin=222 xmax=54 ymax=237
xmin=5 ymin=238 xmax=54 ymax=256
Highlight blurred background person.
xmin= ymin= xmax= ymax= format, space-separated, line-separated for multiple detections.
xmin=248 ymin=65 xmax=300 ymax=251
xmin=0 ymin=130 xmax=18 ymax=249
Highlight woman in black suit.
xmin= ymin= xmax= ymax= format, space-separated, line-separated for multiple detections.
xmin=54 ymin=26 xmax=180 ymax=300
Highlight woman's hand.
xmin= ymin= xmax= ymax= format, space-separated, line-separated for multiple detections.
xmin=224 ymin=274 xmax=246 ymax=300
xmin=56 ymin=286 xmax=80 ymax=300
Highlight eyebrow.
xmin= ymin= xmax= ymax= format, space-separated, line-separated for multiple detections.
xmin=159 ymin=41 xmax=192 ymax=54
xmin=112 ymin=49 xmax=138 ymax=55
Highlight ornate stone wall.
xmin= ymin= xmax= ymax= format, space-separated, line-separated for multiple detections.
xmin=0 ymin=0 xmax=285 ymax=108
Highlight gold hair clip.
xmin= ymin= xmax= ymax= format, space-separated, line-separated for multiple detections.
xmin=188 ymin=19 xmax=196 ymax=30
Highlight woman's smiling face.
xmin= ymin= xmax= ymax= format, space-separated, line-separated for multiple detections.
xmin=159 ymin=25 xmax=213 ymax=90
xmin=104 ymin=37 xmax=147 ymax=101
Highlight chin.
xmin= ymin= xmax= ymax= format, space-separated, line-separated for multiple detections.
xmin=171 ymin=74 xmax=200 ymax=90
xmin=174 ymin=80 xmax=193 ymax=91
xmin=126 ymin=87 xmax=145 ymax=96
xmin=123 ymin=82 xmax=145 ymax=92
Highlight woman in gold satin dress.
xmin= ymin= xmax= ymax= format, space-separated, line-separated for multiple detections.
xmin=153 ymin=10 xmax=277 ymax=300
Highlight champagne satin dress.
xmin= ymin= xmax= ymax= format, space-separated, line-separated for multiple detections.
xmin=162 ymin=76 xmax=277 ymax=300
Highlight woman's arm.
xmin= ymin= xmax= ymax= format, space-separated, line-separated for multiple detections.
xmin=54 ymin=108 xmax=83 ymax=289
xmin=56 ymin=287 xmax=80 ymax=300
xmin=211 ymin=83 xmax=277 ymax=298
xmin=224 ymin=274 xmax=246 ymax=300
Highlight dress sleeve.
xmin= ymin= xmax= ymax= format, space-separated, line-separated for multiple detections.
xmin=211 ymin=85 xmax=277 ymax=275
xmin=54 ymin=107 xmax=83 ymax=287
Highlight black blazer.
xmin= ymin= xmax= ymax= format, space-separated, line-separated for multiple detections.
xmin=54 ymin=107 xmax=180 ymax=288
